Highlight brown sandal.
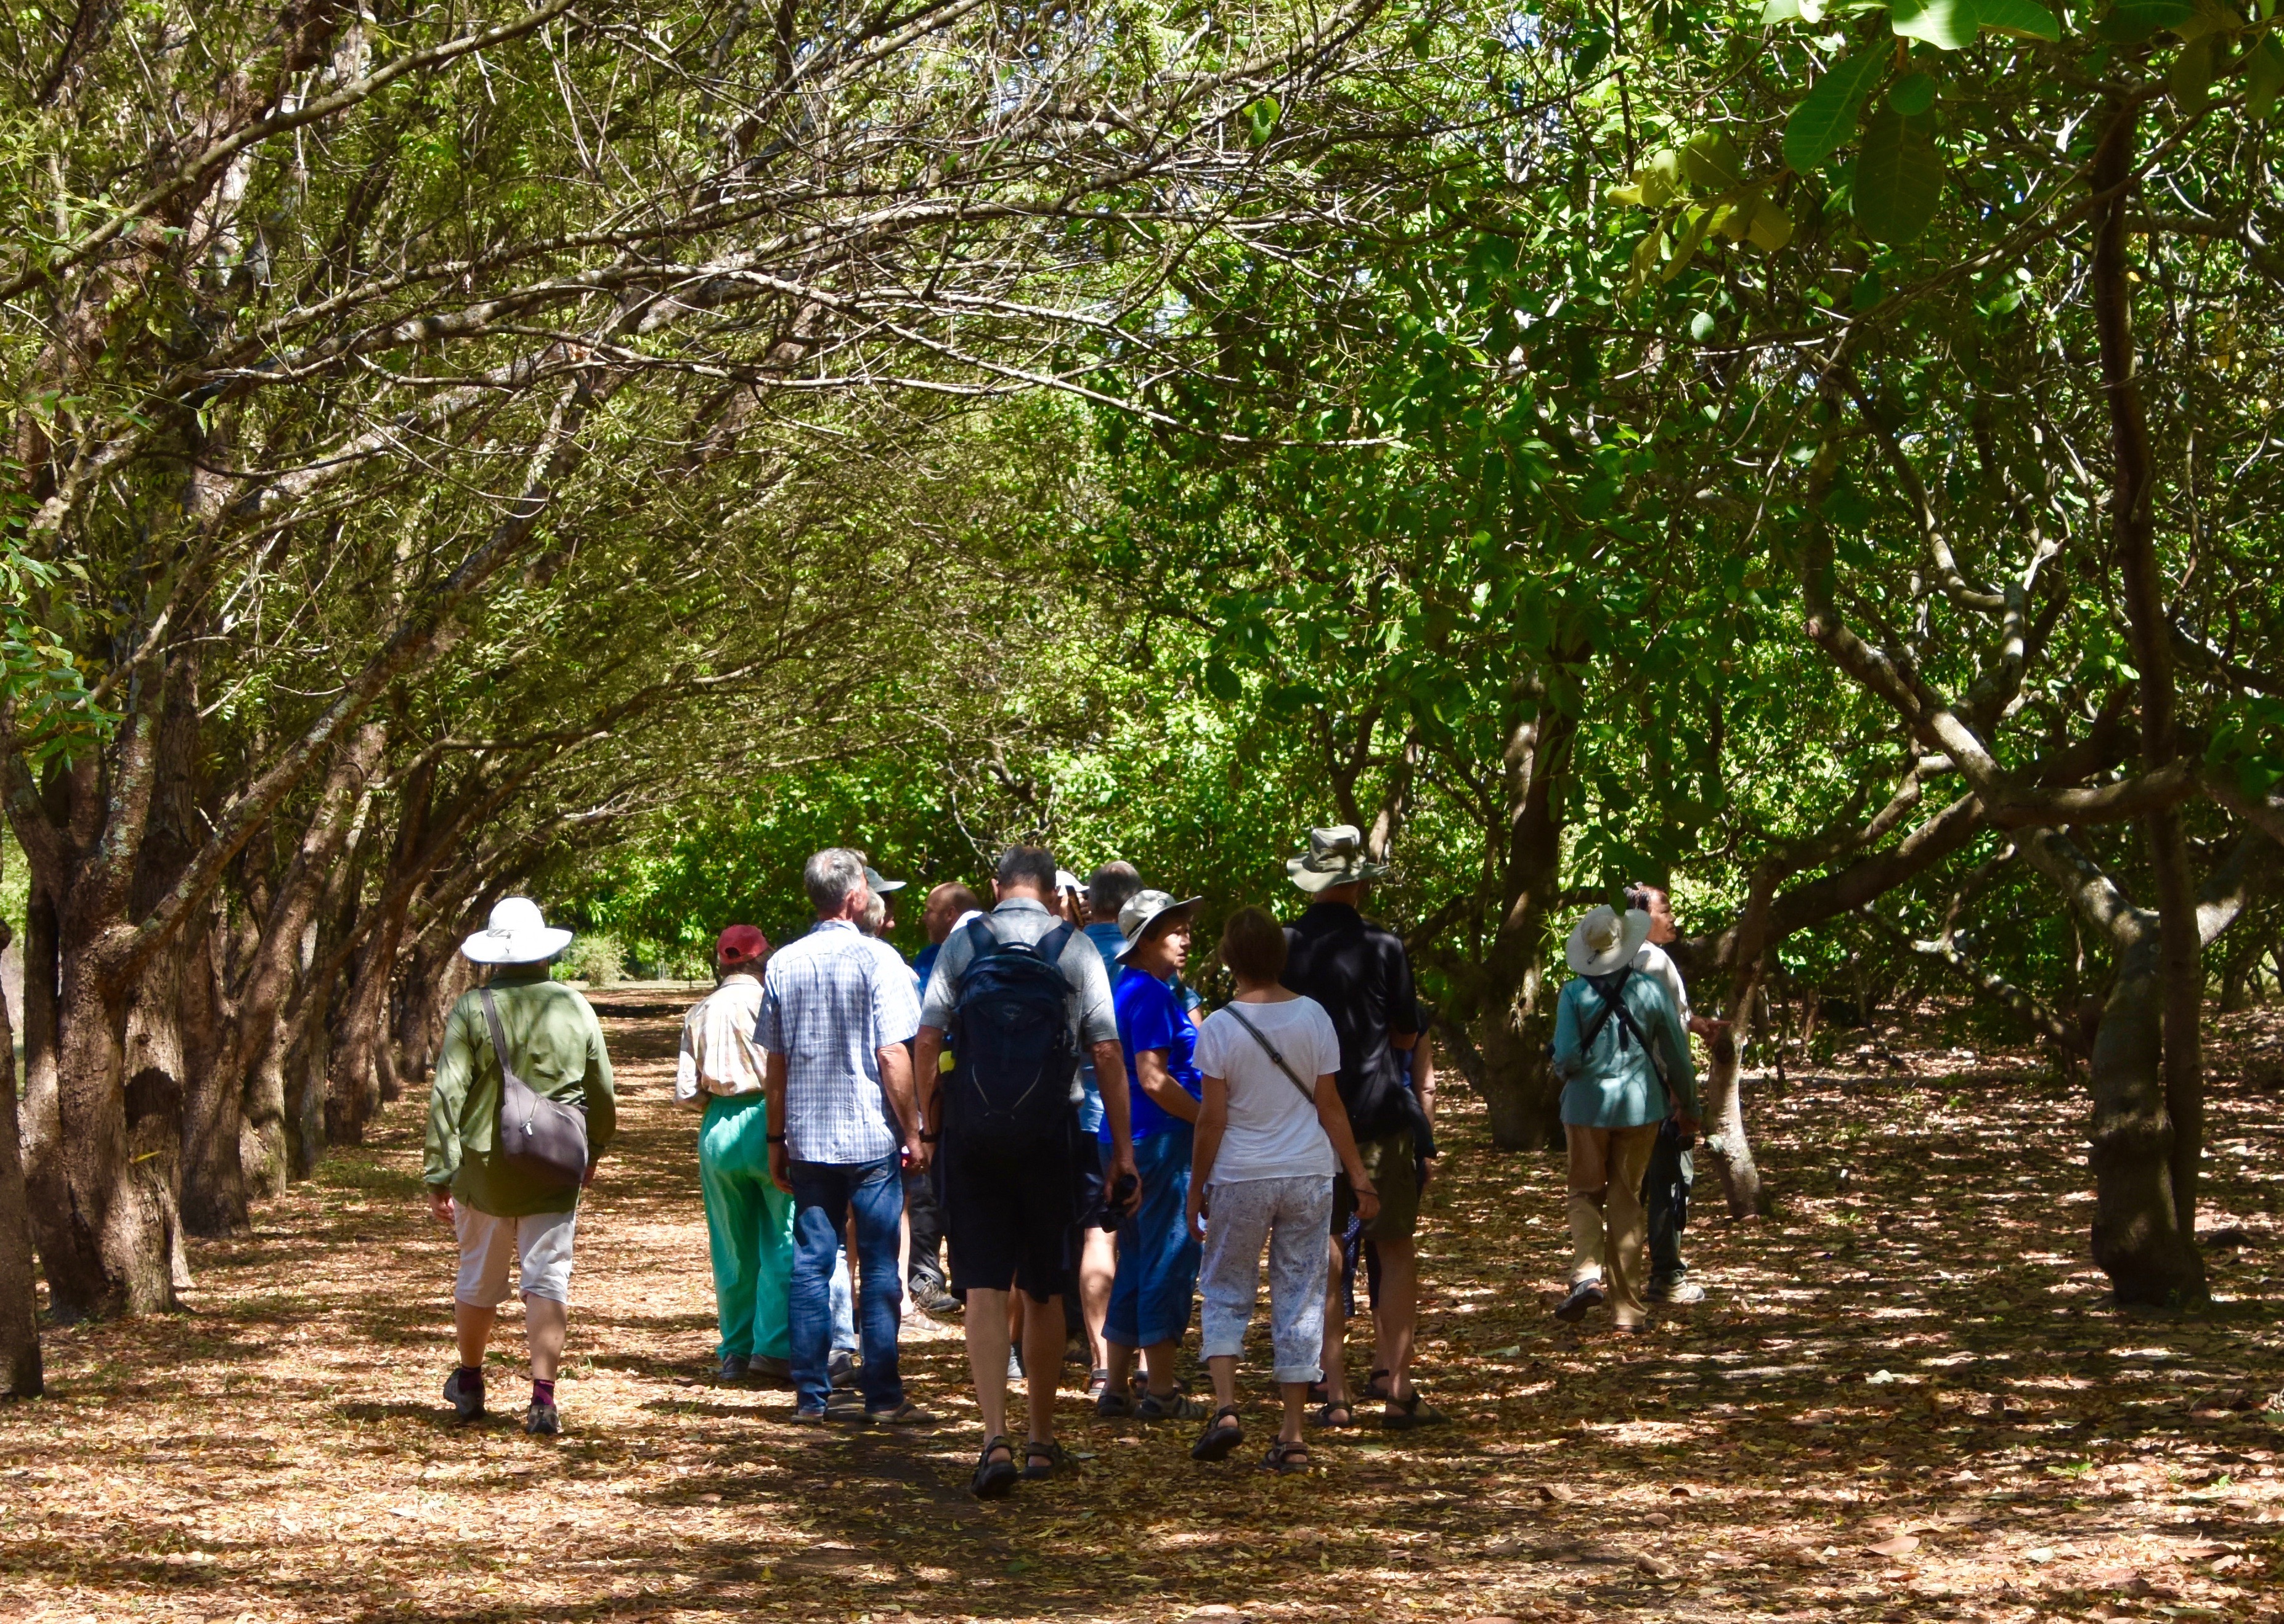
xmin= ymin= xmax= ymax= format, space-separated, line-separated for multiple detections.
xmin=1263 ymin=1439 xmax=1311 ymax=1474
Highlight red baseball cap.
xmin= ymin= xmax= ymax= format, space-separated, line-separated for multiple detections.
xmin=715 ymin=925 xmax=770 ymax=967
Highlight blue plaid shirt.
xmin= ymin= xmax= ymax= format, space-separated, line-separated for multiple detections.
xmin=755 ymin=921 xmax=922 ymax=1164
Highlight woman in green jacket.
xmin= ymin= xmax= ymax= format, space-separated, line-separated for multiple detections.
xmin=424 ymin=897 xmax=616 ymax=1434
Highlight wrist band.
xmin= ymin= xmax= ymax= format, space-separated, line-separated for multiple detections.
xmin=921 ymin=1131 xmax=941 ymax=1142
xmin=767 ymin=1134 xmax=786 ymax=1145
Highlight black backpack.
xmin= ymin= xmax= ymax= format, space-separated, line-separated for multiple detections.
xmin=945 ymin=916 xmax=1081 ymax=1145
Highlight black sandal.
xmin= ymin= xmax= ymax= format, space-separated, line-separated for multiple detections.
xmin=971 ymin=1435 xmax=1019 ymax=1499
xmin=1363 ymin=1368 xmax=1393 ymax=1400
xmin=1262 ymin=1439 xmax=1311 ymax=1474
xmin=1381 ymin=1389 xmax=1449 ymax=1431
xmin=1309 ymin=1400 xmax=1356 ymax=1429
xmin=1190 ymin=1404 xmax=1245 ymax=1461
xmin=1022 ymin=1437 xmax=1071 ymax=1480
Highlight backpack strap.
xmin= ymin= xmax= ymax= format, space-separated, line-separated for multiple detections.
xmin=1582 ymin=970 xmax=1673 ymax=1102
xmin=1036 ymin=921 xmax=1075 ymax=966
xmin=1222 ymin=1003 xmax=1317 ymax=1108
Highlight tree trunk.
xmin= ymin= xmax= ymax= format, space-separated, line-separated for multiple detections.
xmin=0 ymin=917 xmax=43 ymax=1397
xmin=178 ymin=906 xmax=247 ymax=1236
xmin=2087 ymin=927 xmax=2206 ymax=1304
xmin=35 ymin=924 xmax=178 ymax=1318
xmin=1475 ymin=671 xmax=1581 ymax=1151
xmin=229 ymin=724 xmax=387 ymax=1196
xmin=1698 ymin=871 xmax=1774 ymax=1218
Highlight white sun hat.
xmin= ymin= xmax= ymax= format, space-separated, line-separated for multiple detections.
xmin=1114 ymin=888 xmax=1203 ymax=959
xmin=1565 ymin=904 xmax=1652 ymax=978
xmin=461 ymin=896 xmax=574 ymax=965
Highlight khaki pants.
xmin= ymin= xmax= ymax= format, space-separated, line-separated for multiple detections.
xmin=1566 ymin=1124 xmax=1660 ymax=1327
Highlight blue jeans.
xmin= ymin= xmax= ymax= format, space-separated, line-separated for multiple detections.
xmin=1106 ymin=1126 xmax=1201 ymax=1350
xmin=789 ymin=1156 xmax=904 ymax=1413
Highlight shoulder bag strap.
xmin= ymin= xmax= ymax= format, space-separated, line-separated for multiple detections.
xmin=479 ymin=986 xmax=532 ymax=1131
xmin=1222 ymin=1004 xmax=1317 ymax=1108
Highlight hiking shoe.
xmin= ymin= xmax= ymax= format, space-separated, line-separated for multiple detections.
xmin=909 ymin=1273 xmax=961 ymax=1316
xmin=828 ymin=1349 xmax=857 ymax=1389
xmin=523 ymin=1400 xmax=560 ymax=1437
xmin=750 ymin=1354 xmax=792 ymax=1385
xmin=1648 ymin=1278 xmax=1705 ymax=1305
xmin=1136 ymin=1389 xmax=1208 ymax=1422
xmin=1006 ymin=1349 xmax=1024 ymax=1383
xmin=442 ymin=1367 xmax=485 ymax=1424
xmin=1554 ymin=1280 xmax=1607 ymax=1323
xmin=718 ymin=1354 xmax=751 ymax=1382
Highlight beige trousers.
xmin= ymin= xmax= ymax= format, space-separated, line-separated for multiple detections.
xmin=1565 ymin=1123 xmax=1660 ymax=1327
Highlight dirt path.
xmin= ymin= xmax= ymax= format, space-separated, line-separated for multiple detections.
xmin=3 ymin=988 xmax=2282 ymax=1624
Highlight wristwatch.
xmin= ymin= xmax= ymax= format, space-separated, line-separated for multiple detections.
xmin=766 ymin=1133 xmax=786 ymax=1145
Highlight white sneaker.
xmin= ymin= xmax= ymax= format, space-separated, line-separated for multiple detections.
xmin=1649 ymin=1278 xmax=1706 ymax=1304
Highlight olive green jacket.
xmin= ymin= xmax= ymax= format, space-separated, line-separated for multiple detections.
xmin=423 ymin=965 xmax=617 ymax=1217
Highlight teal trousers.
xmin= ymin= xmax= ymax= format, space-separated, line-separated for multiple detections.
xmin=699 ymin=1094 xmax=794 ymax=1360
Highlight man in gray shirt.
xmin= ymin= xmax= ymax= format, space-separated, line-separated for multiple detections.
xmin=914 ymin=846 xmax=1136 ymax=1497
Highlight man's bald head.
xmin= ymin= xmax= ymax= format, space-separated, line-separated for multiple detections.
xmin=923 ymin=881 xmax=982 ymax=944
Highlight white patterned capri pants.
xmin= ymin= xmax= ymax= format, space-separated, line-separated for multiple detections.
xmin=1197 ymin=1174 xmax=1335 ymax=1386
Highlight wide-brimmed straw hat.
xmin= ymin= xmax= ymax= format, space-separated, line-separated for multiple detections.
xmin=461 ymin=896 xmax=574 ymax=966
xmin=1286 ymin=824 xmax=1391 ymax=893
xmin=1114 ymin=889 xmax=1203 ymax=959
xmin=1566 ymin=904 xmax=1652 ymax=977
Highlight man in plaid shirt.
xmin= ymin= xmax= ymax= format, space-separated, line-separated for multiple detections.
xmin=758 ymin=849 xmax=929 ymax=1424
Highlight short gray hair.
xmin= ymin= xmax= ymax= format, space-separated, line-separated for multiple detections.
xmin=804 ymin=848 xmax=868 ymax=912
xmin=860 ymin=891 xmax=888 ymax=935
xmin=1087 ymin=861 xmax=1142 ymax=917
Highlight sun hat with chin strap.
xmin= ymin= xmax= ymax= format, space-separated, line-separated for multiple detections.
xmin=461 ymin=896 xmax=574 ymax=966
xmin=1565 ymin=904 xmax=1652 ymax=978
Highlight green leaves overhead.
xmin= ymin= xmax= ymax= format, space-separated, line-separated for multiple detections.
xmin=1851 ymin=106 xmax=1943 ymax=243
xmin=1887 ymin=71 xmax=1938 ymax=115
xmin=1782 ymin=50 xmax=1890 ymax=174
xmin=2097 ymin=0 xmax=2193 ymax=41
xmin=2250 ymin=36 xmax=2284 ymax=120
xmin=1889 ymin=0 xmax=1980 ymax=50
xmin=1682 ymin=129 xmax=1747 ymax=191
xmin=1972 ymin=0 xmax=2065 ymax=41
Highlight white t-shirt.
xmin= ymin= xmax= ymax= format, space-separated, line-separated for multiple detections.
xmin=1634 ymin=941 xmax=1692 ymax=1029
xmin=1193 ymin=996 xmax=1341 ymax=1184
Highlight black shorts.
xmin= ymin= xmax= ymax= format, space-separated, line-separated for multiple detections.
xmin=940 ymin=1119 xmax=1086 ymax=1304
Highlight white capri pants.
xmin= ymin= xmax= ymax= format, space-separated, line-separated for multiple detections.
xmin=1197 ymin=1174 xmax=1335 ymax=1386
xmin=454 ymin=1203 xmax=579 ymax=1307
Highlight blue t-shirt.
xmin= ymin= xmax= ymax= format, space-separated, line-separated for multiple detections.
xmin=1115 ymin=965 xmax=1203 ymax=1141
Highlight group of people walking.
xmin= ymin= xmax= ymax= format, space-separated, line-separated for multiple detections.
xmin=419 ymin=827 xmax=1713 ymax=1493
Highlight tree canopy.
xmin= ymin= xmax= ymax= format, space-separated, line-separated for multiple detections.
xmin=6 ymin=0 xmax=2284 ymax=1393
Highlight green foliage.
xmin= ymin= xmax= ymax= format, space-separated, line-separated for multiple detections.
xmin=554 ymin=935 xmax=626 ymax=987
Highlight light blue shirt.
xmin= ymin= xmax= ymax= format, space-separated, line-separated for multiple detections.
xmin=1550 ymin=970 xmax=1698 ymax=1129
xmin=755 ymin=920 xmax=922 ymax=1164
xmin=1077 ymin=921 xmax=1127 ymax=1135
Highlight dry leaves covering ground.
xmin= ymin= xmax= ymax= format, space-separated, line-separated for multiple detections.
xmin=4 ymin=987 xmax=2283 ymax=1624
